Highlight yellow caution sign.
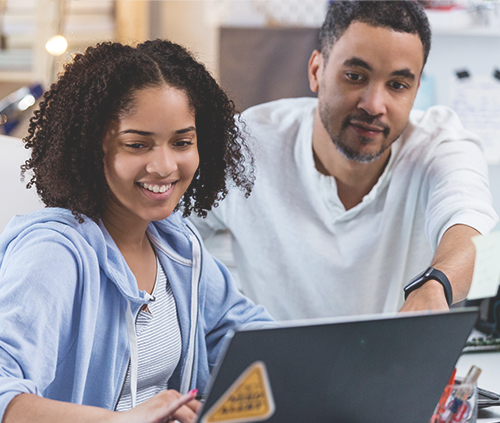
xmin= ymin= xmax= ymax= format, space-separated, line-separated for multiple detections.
xmin=202 ymin=361 xmax=275 ymax=423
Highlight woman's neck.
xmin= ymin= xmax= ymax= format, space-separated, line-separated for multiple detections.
xmin=101 ymin=210 xmax=157 ymax=294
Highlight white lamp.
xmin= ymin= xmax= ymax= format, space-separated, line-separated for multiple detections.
xmin=45 ymin=34 xmax=68 ymax=56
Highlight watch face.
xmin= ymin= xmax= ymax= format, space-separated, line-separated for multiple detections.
xmin=405 ymin=267 xmax=435 ymax=295
xmin=423 ymin=267 xmax=434 ymax=278
xmin=409 ymin=268 xmax=430 ymax=284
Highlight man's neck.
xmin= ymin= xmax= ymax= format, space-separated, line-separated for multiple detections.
xmin=312 ymin=111 xmax=391 ymax=211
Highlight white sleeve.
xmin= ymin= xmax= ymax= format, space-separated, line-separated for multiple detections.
xmin=423 ymin=134 xmax=499 ymax=250
xmin=188 ymin=209 xmax=227 ymax=240
xmin=188 ymin=206 xmax=242 ymax=289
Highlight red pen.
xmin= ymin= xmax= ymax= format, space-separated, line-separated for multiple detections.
xmin=441 ymin=365 xmax=481 ymax=423
xmin=431 ymin=368 xmax=457 ymax=423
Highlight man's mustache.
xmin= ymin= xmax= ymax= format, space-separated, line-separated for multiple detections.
xmin=341 ymin=112 xmax=390 ymax=137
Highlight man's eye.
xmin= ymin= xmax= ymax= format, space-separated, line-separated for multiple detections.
xmin=346 ymin=73 xmax=363 ymax=81
xmin=390 ymin=81 xmax=407 ymax=90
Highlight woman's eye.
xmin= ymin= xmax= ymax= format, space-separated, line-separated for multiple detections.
xmin=126 ymin=143 xmax=145 ymax=149
xmin=174 ymin=140 xmax=194 ymax=147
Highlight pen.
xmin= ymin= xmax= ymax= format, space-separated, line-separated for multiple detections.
xmin=443 ymin=365 xmax=482 ymax=423
xmin=196 ymin=393 xmax=207 ymax=403
xmin=431 ymin=368 xmax=457 ymax=423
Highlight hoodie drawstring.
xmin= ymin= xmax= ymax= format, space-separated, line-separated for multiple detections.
xmin=126 ymin=301 xmax=139 ymax=408
xmin=179 ymin=232 xmax=202 ymax=394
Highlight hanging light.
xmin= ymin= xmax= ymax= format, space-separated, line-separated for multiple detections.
xmin=45 ymin=34 xmax=68 ymax=56
xmin=17 ymin=94 xmax=36 ymax=111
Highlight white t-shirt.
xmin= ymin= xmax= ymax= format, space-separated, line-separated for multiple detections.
xmin=193 ymin=98 xmax=498 ymax=321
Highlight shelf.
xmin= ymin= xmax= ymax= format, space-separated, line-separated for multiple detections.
xmin=432 ymin=27 xmax=500 ymax=37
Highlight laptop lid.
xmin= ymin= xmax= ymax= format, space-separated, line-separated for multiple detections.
xmin=197 ymin=308 xmax=478 ymax=423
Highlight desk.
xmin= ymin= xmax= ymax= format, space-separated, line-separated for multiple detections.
xmin=456 ymin=352 xmax=500 ymax=422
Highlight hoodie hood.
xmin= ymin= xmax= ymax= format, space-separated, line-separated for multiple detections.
xmin=0 ymin=207 xmax=149 ymax=303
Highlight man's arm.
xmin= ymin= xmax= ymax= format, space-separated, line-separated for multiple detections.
xmin=399 ymin=223 xmax=480 ymax=312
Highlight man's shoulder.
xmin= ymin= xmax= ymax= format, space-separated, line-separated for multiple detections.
xmin=241 ymin=97 xmax=317 ymax=126
xmin=401 ymin=105 xmax=483 ymax=155
xmin=409 ymin=105 xmax=466 ymax=137
xmin=393 ymin=105 xmax=484 ymax=166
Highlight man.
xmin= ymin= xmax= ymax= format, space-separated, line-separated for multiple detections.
xmin=192 ymin=1 xmax=498 ymax=320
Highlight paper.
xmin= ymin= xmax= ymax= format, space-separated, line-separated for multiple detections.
xmin=449 ymin=75 xmax=500 ymax=165
xmin=468 ymin=232 xmax=500 ymax=300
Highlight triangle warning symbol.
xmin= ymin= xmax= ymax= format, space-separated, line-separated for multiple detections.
xmin=202 ymin=361 xmax=275 ymax=423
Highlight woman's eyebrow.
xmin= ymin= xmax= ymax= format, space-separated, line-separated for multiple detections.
xmin=176 ymin=126 xmax=196 ymax=134
xmin=119 ymin=126 xmax=196 ymax=136
xmin=119 ymin=129 xmax=153 ymax=136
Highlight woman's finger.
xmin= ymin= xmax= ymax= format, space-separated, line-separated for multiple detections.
xmin=160 ymin=389 xmax=198 ymax=420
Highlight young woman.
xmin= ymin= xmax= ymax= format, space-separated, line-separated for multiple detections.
xmin=0 ymin=40 xmax=272 ymax=423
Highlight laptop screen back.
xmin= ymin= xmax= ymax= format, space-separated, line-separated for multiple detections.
xmin=198 ymin=308 xmax=478 ymax=423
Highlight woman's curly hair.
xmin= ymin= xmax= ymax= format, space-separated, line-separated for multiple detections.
xmin=22 ymin=39 xmax=254 ymax=221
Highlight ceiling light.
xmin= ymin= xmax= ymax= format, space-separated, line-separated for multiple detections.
xmin=45 ymin=35 xmax=68 ymax=56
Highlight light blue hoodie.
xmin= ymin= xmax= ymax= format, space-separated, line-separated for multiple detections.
xmin=0 ymin=208 xmax=272 ymax=419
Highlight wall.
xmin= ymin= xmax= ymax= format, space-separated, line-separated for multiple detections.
xmin=162 ymin=1 xmax=219 ymax=78
xmin=0 ymin=135 xmax=43 ymax=232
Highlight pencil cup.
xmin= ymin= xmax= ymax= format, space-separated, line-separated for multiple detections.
xmin=431 ymin=381 xmax=478 ymax=423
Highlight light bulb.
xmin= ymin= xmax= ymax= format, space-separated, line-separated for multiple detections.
xmin=18 ymin=94 xmax=36 ymax=111
xmin=45 ymin=35 xmax=68 ymax=56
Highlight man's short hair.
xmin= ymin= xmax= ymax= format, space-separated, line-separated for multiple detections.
xmin=319 ymin=0 xmax=431 ymax=66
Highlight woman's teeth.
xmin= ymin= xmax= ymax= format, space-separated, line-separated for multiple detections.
xmin=140 ymin=183 xmax=172 ymax=193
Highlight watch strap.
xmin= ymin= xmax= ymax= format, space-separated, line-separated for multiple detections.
xmin=404 ymin=267 xmax=453 ymax=306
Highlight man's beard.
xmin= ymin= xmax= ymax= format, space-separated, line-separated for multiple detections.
xmin=319 ymin=101 xmax=397 ymax=163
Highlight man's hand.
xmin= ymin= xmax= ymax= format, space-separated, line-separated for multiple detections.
xmin=399 ymin=279 xmax=449 ymax=313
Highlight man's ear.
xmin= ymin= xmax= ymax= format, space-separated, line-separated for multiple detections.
xmin=308 ymin=50 xmax=323 ymax=93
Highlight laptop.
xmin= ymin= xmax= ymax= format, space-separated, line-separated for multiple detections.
xmin=197 ymin=308 xmax=478 ymax=423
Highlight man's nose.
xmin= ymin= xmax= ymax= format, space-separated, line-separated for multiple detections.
xmin=357 ymin=84 xmax=387 ymax=117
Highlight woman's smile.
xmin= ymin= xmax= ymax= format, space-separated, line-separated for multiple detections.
xmin=138 ymin=181 xmax=175 ymax=194
xmin=102 ymin=85 xmax=199 ymax=227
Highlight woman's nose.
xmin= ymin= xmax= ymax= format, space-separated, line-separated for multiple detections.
xmin=145 ymin=146 xmax=177 ymax=177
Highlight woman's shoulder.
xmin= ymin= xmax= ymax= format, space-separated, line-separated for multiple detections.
xmin=4 ymin=207 xmax=92 ymax=230
xmin=0 ymin=207 xmax=106 ymax=259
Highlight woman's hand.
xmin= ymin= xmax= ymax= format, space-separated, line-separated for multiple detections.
xmin=3 ymin=390 xmax=201 ymax=423
xmin=116 ymin=389 xmax=201 ymax=423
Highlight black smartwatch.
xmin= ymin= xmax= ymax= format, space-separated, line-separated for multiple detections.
xmin=404 ymin=267 xmax=453 ymax=306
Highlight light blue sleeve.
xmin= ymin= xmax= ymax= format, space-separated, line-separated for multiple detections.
xmin=0 ymin=229 xmax=81 ymax=420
